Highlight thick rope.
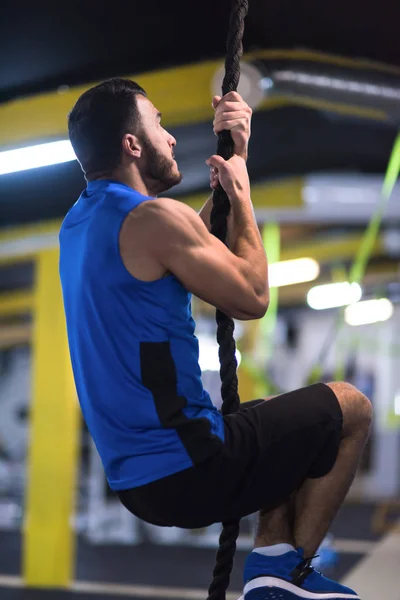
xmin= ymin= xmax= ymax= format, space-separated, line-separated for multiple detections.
xmin=207 ymin=2 xmax=249 ymax=599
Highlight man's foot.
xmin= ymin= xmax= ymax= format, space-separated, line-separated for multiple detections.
xmin=240 ymin=548 xmax=359 ymax=599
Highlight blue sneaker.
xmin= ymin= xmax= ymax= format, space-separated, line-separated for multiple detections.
xmin=241 ymin=548 xmax=359 ymax=599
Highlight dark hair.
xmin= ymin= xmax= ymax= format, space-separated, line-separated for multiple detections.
xmin=68 ymin=78 xmax=147 ymax=177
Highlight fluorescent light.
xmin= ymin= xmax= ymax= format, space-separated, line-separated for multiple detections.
xmin=345 ymin=298 xmax=394 ymax=326
xmin=198 ymin=334 xmax=241 ymax=372
xmin=269 ymin=258 xmax=320 ymax=288
xmin=307 ymin=281 xmax=362 ymax=310
xmin=0 ymin=140 xmax=76 ymax=175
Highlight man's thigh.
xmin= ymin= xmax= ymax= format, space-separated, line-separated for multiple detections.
xmin=216 ymin=383 xmax=343 ymax=522
xmin=119 ymin=384 xmax=343 ymax=529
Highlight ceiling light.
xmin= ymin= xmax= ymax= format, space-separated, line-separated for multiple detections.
xmin=307 ymin=281 xmax=362 ymax=310
xmin=269 ymin=258 xmax=320 ymax=288
xmin=344 ymin=298 xmax=394 ymax=326
xmin=0 ymin=140 xmax=76 ymax=176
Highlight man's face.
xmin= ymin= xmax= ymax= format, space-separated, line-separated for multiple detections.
xmin=136 ymin=95 xmax=182 ymax=194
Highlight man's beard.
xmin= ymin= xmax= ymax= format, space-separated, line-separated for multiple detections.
xmin=141 ymin=136 xmax=182 ymax=195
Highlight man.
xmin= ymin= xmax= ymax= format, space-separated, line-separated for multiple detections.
xmin=60 ymin=78 xmax=371 ymax=599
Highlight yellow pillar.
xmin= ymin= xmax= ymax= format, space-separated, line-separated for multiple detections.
xmin=24 ymin=248 xmax=80 ymax=587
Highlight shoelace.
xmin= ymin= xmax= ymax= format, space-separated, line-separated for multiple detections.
xmin=291 ymin=554 xmax=320 ymax=584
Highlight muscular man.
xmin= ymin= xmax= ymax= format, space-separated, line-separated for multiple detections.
xmin=60 ymin=78 xmax=371 ymax=599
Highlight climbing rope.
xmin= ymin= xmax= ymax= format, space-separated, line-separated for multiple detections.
xmin=207 ymin=1 xmax=249 ymax=599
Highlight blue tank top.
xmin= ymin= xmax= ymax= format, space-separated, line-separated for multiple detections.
xmin=59 ymin=180 xmax=224 ymax=490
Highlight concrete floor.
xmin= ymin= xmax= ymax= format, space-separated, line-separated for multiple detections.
xmin=0 ymin=503 xmax=392 ymax=600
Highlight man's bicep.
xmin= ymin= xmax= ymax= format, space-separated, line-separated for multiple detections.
xmin=154 ymin=204 xmax=263 ymax=319
xmin=167 ymin=242 xmax=240 ymax=306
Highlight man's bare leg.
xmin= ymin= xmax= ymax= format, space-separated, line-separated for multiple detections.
xmin=253 ymin=383 xmax=372 ymax=557
xmin=293 ymin=382 xmax=372 ymax=556
xmin=254 ymin=494 xmax=296 ymax=548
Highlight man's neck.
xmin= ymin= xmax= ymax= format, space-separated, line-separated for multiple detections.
xmin=88 ymin=168 xmax=153 ymax=197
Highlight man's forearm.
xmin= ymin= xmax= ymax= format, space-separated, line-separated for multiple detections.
xmin=230 ymin=193 xmax=269 ymax=302
xmin=200 ymin=189 xmax=268 ymax=307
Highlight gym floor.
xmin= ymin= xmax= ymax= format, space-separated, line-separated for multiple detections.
xmin=0 ymin=503 xmax=391 ymax=600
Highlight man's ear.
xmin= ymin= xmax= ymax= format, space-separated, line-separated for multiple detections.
xmin=122 ymin=134 xmax=141 ymax=159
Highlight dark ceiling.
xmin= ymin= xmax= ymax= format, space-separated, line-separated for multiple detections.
xmin=1 ymin=0 xmax=400 ymax=226
xmin=2 ymin=0 xmax=400 ymax=101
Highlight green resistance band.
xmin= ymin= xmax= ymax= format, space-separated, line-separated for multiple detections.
xmin=261 ymin=222 xmax=281 ymax=362
xmin=350 ymin=132 xmax=400 ymax=285
xmin=308 ymin=131 xmax=400 ymax=385
xmin=239 ymin=222 xmax=281 ymax=398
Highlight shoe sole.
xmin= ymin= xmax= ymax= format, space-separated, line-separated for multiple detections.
xmin=239 ymin=576 xmax=360 ymax=599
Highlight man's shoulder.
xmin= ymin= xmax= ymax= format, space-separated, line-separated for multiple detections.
xmin=126 ymin=197 xmax=196 ymax=229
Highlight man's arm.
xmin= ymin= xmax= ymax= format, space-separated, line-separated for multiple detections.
xmin=120 ymin=155 xmax=269 ymax=321
xmin=158 ymin=198 xmax=267 ymax=320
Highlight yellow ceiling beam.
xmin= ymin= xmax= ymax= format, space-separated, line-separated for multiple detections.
xmin=280 ymin=233 xmax=386 ymax=264
xmin=1 ymin=48 xmax=397 ymax=150
xmin=0 ymin=260 xmax=397 ymax=319
xmin=0 ymin=219 xmax=389 ymax=269
xmin=0 ymin=178 xmax=304 ymax=265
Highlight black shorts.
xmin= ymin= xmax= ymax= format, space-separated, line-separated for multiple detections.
xmin=118 ymin=383 xmax=343 ymax=529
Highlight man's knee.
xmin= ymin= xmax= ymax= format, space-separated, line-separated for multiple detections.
xmin=326 ymin=381 xmax=372 ymax=435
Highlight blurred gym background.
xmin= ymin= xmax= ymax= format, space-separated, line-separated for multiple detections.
xmin=0 ymin=1 xmax=399 ymax=598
